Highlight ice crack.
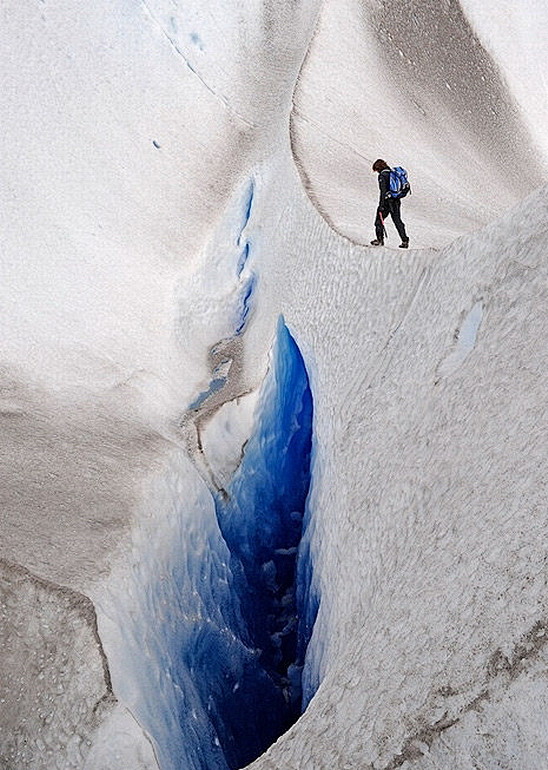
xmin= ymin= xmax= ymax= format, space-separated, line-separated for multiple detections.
xmin=139 ymin=0 xmax=260 ymax=129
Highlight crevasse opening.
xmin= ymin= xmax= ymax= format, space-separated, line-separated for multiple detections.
xmin=209 ymin=317 xmax=317 ymax=768
xmin=102 ymin=319 xmax=317 ymax=770
xmin=186 ymin=316 xmax=315 ymax=769
xmin=127 ymin=316 xmax=318 ymax=770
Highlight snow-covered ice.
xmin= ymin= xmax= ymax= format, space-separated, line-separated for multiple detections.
xmin=1 ymin=0 xmax=547 ymax=769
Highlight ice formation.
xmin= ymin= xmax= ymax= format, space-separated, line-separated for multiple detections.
xmin=1 ymin=1 xmax=547 ymax=769
xmin=96 ymin=318 xmax=314 ymax=770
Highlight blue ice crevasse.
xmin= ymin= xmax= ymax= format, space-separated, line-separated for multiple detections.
xmin=144 ymin=316 xmax=318 ymax=770
xmin=206 ymin=316 xmax=317 ymax=767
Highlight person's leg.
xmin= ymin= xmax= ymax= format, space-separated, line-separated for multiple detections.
xmin=389 ymin=198 xmax=408 ymax=243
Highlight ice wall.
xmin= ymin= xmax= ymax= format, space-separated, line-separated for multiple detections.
xmin=95 ymin=319 xmax=315 ymax=770
xmin=250 ymin=182 xmax=548 ymax=769
xmin=459 ymin=0 xmax=548 ymax=160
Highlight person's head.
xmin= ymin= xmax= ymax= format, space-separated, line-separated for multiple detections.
xmin=372 ymin=159 xmax=390 ymax=173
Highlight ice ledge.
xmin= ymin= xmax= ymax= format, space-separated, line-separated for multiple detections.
xmin=0 ymin=560 xmax=114 ymax=768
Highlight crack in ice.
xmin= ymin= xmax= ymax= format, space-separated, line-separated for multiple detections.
xmin=139 ymin=0 xmax=260 ymax=130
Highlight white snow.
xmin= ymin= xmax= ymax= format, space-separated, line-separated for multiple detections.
xmin=459 ymin=0 xmax=548 ymax=162
xmin=1 ymin=0 xmax=547 ymax=769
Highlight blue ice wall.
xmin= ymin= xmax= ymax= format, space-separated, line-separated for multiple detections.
xmin=209 ymin=316 xmax=316 ymax=766
xmin=215 ymin=317 xmax=315 ymax=717
xmin=295 ymin=502 xmax=321 ymax=710
xmin=122 ymin=318 xmax=317 ymax=770
xmin=217 ymin=321 xmax=312 ymax=665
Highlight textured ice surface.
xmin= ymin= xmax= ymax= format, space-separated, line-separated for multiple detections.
xmin=0 ymin=561 xmax=115 ymax=769
xmin=1 ymin=0 xmax=548 ymax=768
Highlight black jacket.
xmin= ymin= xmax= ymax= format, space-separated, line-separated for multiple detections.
xmin=378 ymin=168 xmax=391 ymax=205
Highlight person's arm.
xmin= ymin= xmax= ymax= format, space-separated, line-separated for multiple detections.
xmin=378 ymin=169 xmax=390 ymax=204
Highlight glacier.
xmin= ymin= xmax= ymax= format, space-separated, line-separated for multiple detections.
xmin=1 ymin=0 xmax=547 ymax=769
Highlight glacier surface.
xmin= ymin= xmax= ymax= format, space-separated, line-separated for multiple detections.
xmin=1 ymin=0 xmax=547 ymax=769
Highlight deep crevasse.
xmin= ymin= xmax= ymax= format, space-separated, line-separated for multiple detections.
xmin=99 ymin=317 xmax=318 ymax=770
xmin=213 ymin=318 xmax=316 ymax=751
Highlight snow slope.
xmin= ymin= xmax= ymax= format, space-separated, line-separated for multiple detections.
xmin=1 ymin=0 xmax=547 ymax=768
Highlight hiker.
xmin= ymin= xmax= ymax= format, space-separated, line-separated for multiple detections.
xmin=370 ymin=159 xmax=409 ymax=249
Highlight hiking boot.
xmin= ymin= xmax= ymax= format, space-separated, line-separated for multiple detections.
xmin=370 ymin=239 xmax=384 ymax=246
xmin=399 ymin=240 xmax=409 ymax=249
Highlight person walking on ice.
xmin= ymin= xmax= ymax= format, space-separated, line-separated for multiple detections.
xmin=370 ymin=158 xmax=410 ymax=248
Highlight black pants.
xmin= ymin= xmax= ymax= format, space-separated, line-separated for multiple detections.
xmin=375 ymin=198 xmax=408 ymax=242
